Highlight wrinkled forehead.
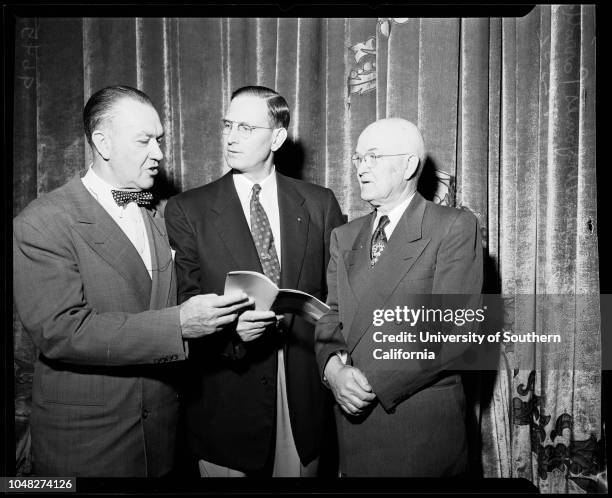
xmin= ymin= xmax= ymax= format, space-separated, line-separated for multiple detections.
xmin=225 ymin=95 xmax=271 ymax=126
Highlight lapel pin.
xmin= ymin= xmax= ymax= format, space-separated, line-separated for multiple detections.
xmin=297 ymin=216 xmax=302 ymax=223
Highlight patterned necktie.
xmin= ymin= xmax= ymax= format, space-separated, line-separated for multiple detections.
xmin=250 ymin=184 xmax=281 ymax=285
xmin=111 ymin=190 xmax=153 ymax=207
xmin=370 ymin=215 xmax=390 ymax=267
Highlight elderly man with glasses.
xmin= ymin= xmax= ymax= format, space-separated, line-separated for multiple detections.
xmin=314 ymin=118 xmax=483 ymax=477
xmin=165 ymin=86 xmax=344 ymax=477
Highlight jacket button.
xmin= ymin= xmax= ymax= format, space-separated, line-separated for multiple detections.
xmin=261 ymin=376 xmax=268 ymax=385
xmin=142 ymin=409 xmax=150 ymax=419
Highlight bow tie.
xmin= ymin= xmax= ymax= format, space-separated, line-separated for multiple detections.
xmin=111 ymin=190 xmax=153 ymax=207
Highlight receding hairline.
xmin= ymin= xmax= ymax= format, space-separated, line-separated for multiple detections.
xmin=93 ymin=96 xmax=158 ymax=131
xmin=360 ymin=118 xmax=426 ymax=161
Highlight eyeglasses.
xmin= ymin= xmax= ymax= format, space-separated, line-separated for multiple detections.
xmin=351 ymin=152 xmax=414 ymax=169
xmin=222 ymin=119 xmax=273 ymax=139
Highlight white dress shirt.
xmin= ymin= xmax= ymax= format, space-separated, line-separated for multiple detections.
xmin=81 ymin=167 xmax=152 ymax=278
xmin=232 ymin=168 xmax=282 ymax=267
xmin=371 ymin=191 xmax=417 ymax=239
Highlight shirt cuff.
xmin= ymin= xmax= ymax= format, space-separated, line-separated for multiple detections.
xmin=323 ymin=351 xmax=348 ymax=385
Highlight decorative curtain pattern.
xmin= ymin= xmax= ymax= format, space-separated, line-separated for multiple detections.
xmin=12 ymin=7 xmax=602 ymax=492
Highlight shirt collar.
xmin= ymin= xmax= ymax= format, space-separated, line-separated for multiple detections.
xmin=81 ymin=167 xmax=127 ymax=211
xmin=232 ymin=166 xmax=277 ymax=201
xmin=372 ymin=191 xmax=417 ymax=236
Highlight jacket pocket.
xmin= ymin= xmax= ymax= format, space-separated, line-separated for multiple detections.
xmin=38 ymin=363 xmax=106 ymax=406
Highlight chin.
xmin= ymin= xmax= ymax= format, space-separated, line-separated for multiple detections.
xmin=138 ymin=179 xmax=155 ymax=190
xmin=228 ymin=161 xmax=250 ymax=173
xmin=359 ymin=188 xmax=375 ymax=202
xmin=224 ymin=158 xmax=241 ymax=171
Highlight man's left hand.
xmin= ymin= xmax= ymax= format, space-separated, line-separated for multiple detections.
xmin=236 ymin=309 xmax=277 ymax=342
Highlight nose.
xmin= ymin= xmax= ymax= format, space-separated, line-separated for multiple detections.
xmin=356 ymin=157 xmax=369 ymax=176
xmin=150 ymin=139 xmax=163 ymax=161
xmin=225 ymin=123 xmax=240 ymax=144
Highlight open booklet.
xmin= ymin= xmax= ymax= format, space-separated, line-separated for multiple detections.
xmin=224 ymin=271 xmax=330 ymax=324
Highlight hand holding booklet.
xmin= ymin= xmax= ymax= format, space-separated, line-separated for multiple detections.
xmin=224 ymin=271 xmax=330 ymax=324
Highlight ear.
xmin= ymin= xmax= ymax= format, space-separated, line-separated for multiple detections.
xmin=91 ymin=128 xmax=111 ymax=161
xmin=270 ymin=127 xmax=288 ymax=152
xmin=403 ymin=154 xmax=420 ymax=181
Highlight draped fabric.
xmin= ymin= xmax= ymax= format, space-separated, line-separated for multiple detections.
xmin=13 ymin=7 xmax=602 ymax=492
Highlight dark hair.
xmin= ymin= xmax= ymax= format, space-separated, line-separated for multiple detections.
xmin=231 ymin=86 xmax=290 ymax=129
xmin=83 ymin=85 xmax=154 ymax=147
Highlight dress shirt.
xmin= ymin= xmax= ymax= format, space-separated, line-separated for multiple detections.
xmin=371 ymin=191 xmax=417 ymax=239
xmin=81 ymin=167 xmax=152 ymax=278
xmin=232 ymin=168 xmax=282 ymax=267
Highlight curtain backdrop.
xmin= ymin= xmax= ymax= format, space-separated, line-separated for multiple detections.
xmin=13 ymin=7 xmax=602 ymax=492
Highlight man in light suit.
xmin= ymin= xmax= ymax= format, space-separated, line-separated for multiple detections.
xmin=165 ymin=86 xmax=344 ymax=477
xmin=13 ymin=86 xmax=250 ymax=477
xmin=315 ymin=118 xmax=483 ymax=477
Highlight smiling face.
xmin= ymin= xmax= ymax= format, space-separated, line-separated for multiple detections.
xmin=223 ymin=95 xmax=286 ymax=181
xmin=93 ymin=98 xmax=164 ymax=190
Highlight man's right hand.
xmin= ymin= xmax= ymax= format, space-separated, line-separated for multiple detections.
xmin=324 ymin=355 xmax=376 ymax=416
xmin=179 ymin=292 xmax=252 ymax=339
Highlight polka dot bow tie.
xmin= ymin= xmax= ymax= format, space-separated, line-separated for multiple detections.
xmin=111 ymin=190 xmax=153 ymax=207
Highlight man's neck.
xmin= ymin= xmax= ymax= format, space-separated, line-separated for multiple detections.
xmin=237 ymin=162 xmax=275 ymax=184
xmin=374 ymin=186 xmax=417 ymax=215
xmin=91 ymin=161 xmax=134 ymax=190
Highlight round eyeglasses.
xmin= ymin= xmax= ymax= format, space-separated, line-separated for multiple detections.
xmin=351 ymin=152 xmax=414 ymax=169
xmin=222 ymin=119 xmax=273 ymax=139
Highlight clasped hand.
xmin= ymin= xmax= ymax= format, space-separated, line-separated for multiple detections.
xmin=324 ymin=355 xmax=376 ymax=416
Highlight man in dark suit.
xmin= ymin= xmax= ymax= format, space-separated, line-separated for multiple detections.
xmin=315 ymin=118 xmax=483 ymax=476
xmin=12 ymin=86 xmax=250 ymax=477
xmin=165 ymin=86 xmax=344 ymax=477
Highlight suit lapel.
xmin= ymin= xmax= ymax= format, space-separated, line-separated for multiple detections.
xmin=66 ymin=176 xmax=152 ymax=308
xmin=210 ymin=172 xmax=263 ymax=272
xmin=336 ymin=215 xmax=372 ymax=340
xmin=344 ymin=213 xmax=374 ymax=301
xmin=277 ymin=174 xmax=309 ymax=290
xmin=346 ymin=193 xmax=431 ymax=353
xmin=143 ymin=208 xmax=174 ymax=309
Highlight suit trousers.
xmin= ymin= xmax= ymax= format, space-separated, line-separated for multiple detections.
xmin=198 ymin=348 xmax=318 ymax=477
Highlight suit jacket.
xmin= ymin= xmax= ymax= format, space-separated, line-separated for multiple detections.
xmin=315 ymin=192 xmax=483 ymax=477
xmin=164 ymin=171 xmax=344 ymax=474
xmin=13 ymin=175 xmax=187 ymax=477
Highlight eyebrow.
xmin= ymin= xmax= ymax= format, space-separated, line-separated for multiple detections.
xmin=137 ymin=131 xmax=164 ymax=139
xmin=223 ymin=118 xmax=268 ymax=127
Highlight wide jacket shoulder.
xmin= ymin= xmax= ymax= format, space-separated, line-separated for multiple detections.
xmin=165 ymin=171 xmax=235 ymax=214
xmin=277 ymin=172 xmax=336 ymax=202
xmin=421 ymin=198 xmax=480 ymax=237
xmin=14 ymin=174 xmax=90 ymax=228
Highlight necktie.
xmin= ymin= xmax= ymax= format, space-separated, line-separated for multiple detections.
xmin=111 ymin=190 xmax=153 ymax=207
xmin=250 ymin=184 xmax=281 ymax=285
xmin=370 ymin=215 xmax=390 ymax=267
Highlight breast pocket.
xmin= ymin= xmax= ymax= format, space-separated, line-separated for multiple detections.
xmin=405 ymin=267 xmax=435 ymax=280
xmin=399 ymin=267 xmax=435 ymax=293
